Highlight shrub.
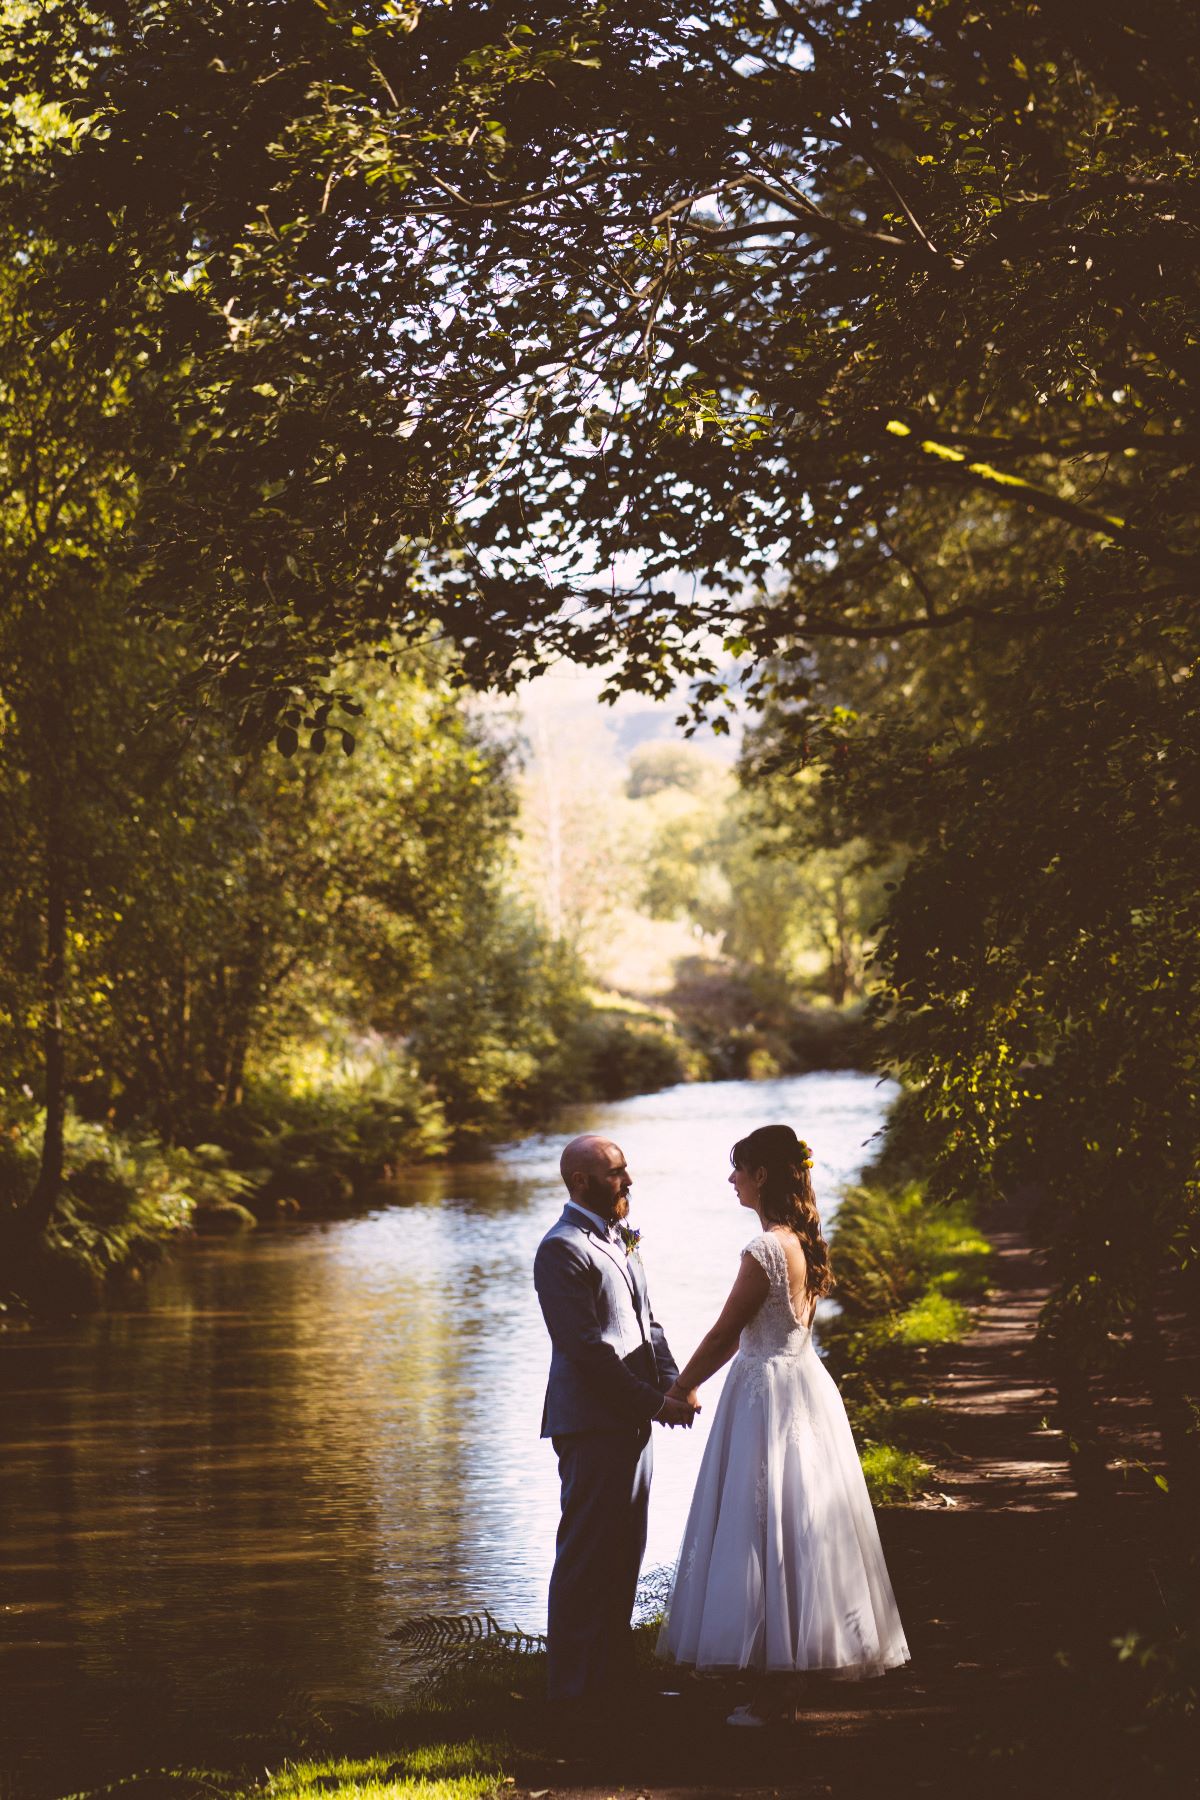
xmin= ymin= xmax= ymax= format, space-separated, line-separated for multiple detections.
xmin=220 ymin=1044 xmax=448 ymax=1199
xmin=831 ymin=1181 xmax=992 ymax=1320
xmin=745 ymin=1045 xmax=782 ymax=1081
xmin=3 ymin=1112 xmax=256 ymax=1293
xmin=860 ymin=1443 xmax=934 ymax=1505
xmin=894 ymin=1290 xmax=972 ymax=1346
xmin=574 ymin=1011 xmax=705 ymax=1101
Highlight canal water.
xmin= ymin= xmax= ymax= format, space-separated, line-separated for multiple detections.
xmin=0 ymin=1070 xmax=894 ymax=1790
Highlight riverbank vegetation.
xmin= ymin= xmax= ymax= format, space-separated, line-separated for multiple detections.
xmin=0 ymin=642 xmax=629 ymax=1302
xmin=821 ymin=1177 xmax=994 ymax=1504
xmin=1 ymin=633 xmax=864 ymax=1312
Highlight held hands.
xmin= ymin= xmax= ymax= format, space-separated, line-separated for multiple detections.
xmin=659 ymin=1382 xmax=701 ymax=1428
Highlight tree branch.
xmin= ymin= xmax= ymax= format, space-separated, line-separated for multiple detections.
xmin=680 ymin=195 xmax=920 ymax=261
xmin=883 ymin=422 xmax=1199 ymax=572
xmin=779 ymin=580 xmax=1185 ymax=641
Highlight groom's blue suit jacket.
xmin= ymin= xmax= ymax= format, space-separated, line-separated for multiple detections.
xmin=534 ymin=1204 xmax=680 ymax=1436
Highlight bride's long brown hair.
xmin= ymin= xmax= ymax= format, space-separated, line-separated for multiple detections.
xmin=732 ymin=1123 xmax=834 ymax=1299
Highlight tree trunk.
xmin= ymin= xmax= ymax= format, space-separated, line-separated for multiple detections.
xmin=22 ymin=847 xmax=68 ymax=1244
xmin=219 ymin=921 xmax=266 ymax=1110
xmin=827 ymin=874 xmax=851 ymax=1006
xmin=223 ymin=1034 xmax=249 ymax=1111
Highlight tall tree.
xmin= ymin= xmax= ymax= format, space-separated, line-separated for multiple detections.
xmin=0 ymin=221 xmax=147 ymax=1241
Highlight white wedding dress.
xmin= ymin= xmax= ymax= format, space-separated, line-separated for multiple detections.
xmin=657 ymin=1231 xmax=910 ymax=1676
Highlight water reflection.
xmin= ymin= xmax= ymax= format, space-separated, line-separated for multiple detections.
xmin=0 ymin=1071 xmax=893 ymax=1791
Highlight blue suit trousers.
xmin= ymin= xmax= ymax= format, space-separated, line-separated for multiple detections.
xmin=546 ymin=1426 xmax=654 ymax=1701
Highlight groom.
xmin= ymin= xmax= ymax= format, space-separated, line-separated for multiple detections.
xmin=534 ymin=1133 xmax=695 ymax=1706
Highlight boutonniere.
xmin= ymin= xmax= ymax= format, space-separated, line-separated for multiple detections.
xmin=617 ymin=1223 xmax=642 ymax=1257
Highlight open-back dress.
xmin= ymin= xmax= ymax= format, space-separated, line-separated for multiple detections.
xmin=656 ymin=1230 xmax=910 ymax=1677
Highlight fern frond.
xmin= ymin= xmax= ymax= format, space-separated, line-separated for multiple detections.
xmin=387 ymin=1610 xmax=492 ymax=1649
xmin=387 ymin=1610 xmax=546 ymax=1658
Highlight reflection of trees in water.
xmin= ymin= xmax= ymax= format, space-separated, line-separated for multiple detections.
xmin=0 ymin=1229 xmax=478 ymax=1786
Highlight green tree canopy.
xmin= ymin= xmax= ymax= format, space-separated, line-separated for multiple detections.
xmin=7 ymin=0 xmax=1196 ymax=720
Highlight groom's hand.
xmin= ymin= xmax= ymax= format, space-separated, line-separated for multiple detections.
xmin=657 ymin=1395 xmax=698 ymax=1428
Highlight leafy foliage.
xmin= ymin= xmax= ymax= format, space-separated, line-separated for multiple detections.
xmin=9 ymin=1 xmax=1196 ymax=711
xmin=573 ymin=1007 xmax=704 ymax=1099
xmin=386 ymin=1611 xmax=547 ymax=1710
xmin=220 ymin=1049 xmax=448 ymax=1199
xmin=859 ymin=1443 xmax=934 ymax=1507
xmin=818 ymin=1178 xmax=993 ymax=1498
xmin=830 ymin=1182 xmax=993 ymax=1322
xmin=639 ymin=758 xmax=893 ymax=1004
xmin=0 ymin=1110 xmax=251 ymax=1289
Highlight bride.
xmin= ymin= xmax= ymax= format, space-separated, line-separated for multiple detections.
xmin=656 ymin=1123 xmax=909 ymax=1724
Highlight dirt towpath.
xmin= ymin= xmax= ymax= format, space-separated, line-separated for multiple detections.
xmin=504 ymin=1203 xmax=1184 ymax=1800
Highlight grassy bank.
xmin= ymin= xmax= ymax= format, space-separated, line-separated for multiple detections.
xmin=821 ymin=1179 xmax=994 ymax=1503
xmin=49 ymin=1645 xmax=542 ymax=1800
xmin=220 ymin=1742 xmax=506 ymax=1800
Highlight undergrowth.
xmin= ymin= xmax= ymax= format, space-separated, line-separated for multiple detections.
xmin=820 ymin=1179 xmax=994 ymax=1502
xmin=1 ymin=1111 xmax=255 ymax=1309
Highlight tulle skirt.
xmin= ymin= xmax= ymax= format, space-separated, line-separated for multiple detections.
xmin=656 ymin=1342 xmax=910 ymax=1676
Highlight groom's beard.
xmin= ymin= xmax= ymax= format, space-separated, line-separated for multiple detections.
xmin=581 ymin=1182 xmax=630 ymax=1225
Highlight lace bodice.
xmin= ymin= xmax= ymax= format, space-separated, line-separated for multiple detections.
xmin=739 ymin=1231 xmax=813 ymax=1360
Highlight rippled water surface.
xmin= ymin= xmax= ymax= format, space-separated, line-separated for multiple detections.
xmin=0 ymin=1071 xmax=894 ymax=1788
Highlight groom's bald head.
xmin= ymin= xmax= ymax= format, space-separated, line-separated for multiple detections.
xmin=559 ymin=1134 xmax=612 ymax=1188
xmin=560 ymin=1135 xmax=631 ymax=1221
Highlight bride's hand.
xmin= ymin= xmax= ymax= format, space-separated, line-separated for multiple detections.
xmin=666 ymin=1382 xmax=701 ymax=1412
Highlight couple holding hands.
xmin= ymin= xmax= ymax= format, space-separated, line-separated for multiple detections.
xmin=533 ymin=1123 xmax=909 ymax=1728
